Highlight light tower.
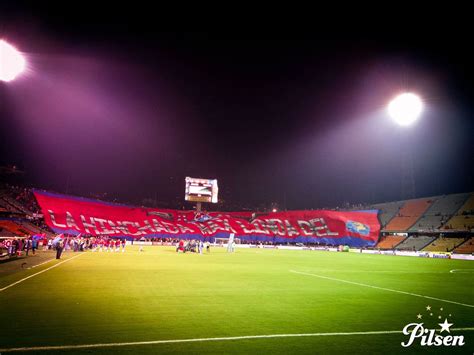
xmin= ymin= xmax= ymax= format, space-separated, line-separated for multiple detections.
xmin=388 ymin=93 xmax=423 ymax=200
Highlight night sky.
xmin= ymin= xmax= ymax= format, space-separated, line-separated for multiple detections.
xmin=1 ymin=5 xmax=473 ymax=210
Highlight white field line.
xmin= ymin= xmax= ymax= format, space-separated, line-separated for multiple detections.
xmin=290 ymin=270 xmax=474 ymax=308
xmin=0 ymin=254 xmax=83 ymax=292
xmin=450 ymin=269 xmax=474 ymax=273
xmin=29 ymin=258 xmax=55 ymax=269
xmin=301 ymin=270 xmax=449 ymax=274
xmin=1 ymin=328 xmax=473 ymax=352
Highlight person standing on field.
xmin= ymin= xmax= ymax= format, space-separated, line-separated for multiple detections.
xmin=25 ymin=238 xmax=31 ymax=256
xmin=56 ymin=239 xmax=64 ymax=259
xmin=32 ymin=238 xmax=38 ymax=255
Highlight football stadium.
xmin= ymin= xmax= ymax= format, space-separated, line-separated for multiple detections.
xmin=1 ymin=6 xmax=473 ymax=355
xmin=0 ymin=188 xmax=473 ymax=354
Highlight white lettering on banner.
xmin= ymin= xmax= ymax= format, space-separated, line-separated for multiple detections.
xmin=93 ymin=218 xmax=117 ymax=235
xmin=285 ymin=220 xmax=299 ymax=237
xmin=80 ymin=215 xmax=99 ymax=234
xmin=297 ymin=221 xmax=314 ymax=236
xmin=222 ymin=219 xmax=237 ymax=234
xmin=111 ymin=220 xmax=129 ymax=234
xmin=206 ymin=221 xmax=222 ymax=234
xmin=66 ymin=211 xmax=80 ymax=230
xmin=106 ymin=220 xmax=119 ymax=234
xmin=235 ymin=220 xmax=255 ymax=234
xmin=310 ymin=218 xmax=339 ymax=237
xmin=177 ymin=224 xmax=195 ymax=234
xmin=152 ymin=219 xmax=169 ymax=233
xmin=48 ymin=210 xmax=66 ymax=228
xmin=137 ymin=220 xmax=156 ymax=234
xmin=120 ymin=221 xmax=141 ymax=236
xmin=250 ymin=219 xmax=270 ymax=234
xmin=193 ymin=222 xmax=210 ymax=235
xmin=45 ymin=211 xmax=343 ymax=239
xmin=266 ymin=219 xmax=286 ymax=236
xmin=35 ymin=191 xmax=382 ymax=242
xmin=162 ymin=221 xmax=179 ymax=234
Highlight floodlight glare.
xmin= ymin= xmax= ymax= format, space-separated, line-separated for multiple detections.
xmin=388 ymin=93 xmax=423 ymax=126
xmin=0 ymin=39 xmax=26 ymax=82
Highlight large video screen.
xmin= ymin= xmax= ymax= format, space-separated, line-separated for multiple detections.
xmin=185 ymin=177 xmax=218 ymax=203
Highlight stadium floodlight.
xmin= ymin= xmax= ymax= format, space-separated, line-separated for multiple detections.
xmin=388 ymin=93 xmax=423 ymax=126
xmin=0 ymin=39 xmax=26 ymax=82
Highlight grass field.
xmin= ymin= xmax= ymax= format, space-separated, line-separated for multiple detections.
xmin=1 ymin=246 xmax=473 ymax=354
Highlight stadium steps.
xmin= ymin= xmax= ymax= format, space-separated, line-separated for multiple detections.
xmin=0 ymin=220 xmax=32 ymax=237
xmin=441 ymin=193 xmax=474 ymax=231
xmin=395 ymin=235 xmax=436 ymax=251
xmin=0 ymin=197 xmax=23 ymax=213
xmin=452 ymin=237 xmax=474 ymax=254
xmin=0 ymin=198 xmax=11 ymax=210
xmin=0 ymin=229 xmax=16 ymax=238
xmin=1 ymin=195 xmax=31 ymax=214
xmin=371 ymin=201 xmax=404 ymax=228
xmin=409 ymin=193 xmax=469 ymax=232
xmin=422 ymin=237 xmax=467 ymax=252
xmin=375 ymin=235 xmax=406 ymax=249
xmin=384 ymin=198 xmax=434 ymax=232
xmin=17 ymin=221 xmax=53 ymax=237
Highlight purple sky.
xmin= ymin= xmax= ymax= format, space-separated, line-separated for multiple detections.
xmin=1 ymin=8 xmax=473 ymax=210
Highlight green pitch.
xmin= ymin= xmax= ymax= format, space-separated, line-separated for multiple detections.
xmin=1 ymin=246 xmax=473 ymax=354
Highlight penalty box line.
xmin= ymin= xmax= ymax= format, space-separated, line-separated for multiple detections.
xmin=290 ymin=270 xmax=474 ymax=308
xmin=2 ymin=328 xmax=474 ymax=352
xmin=0 ymin=253 xmax=83 ymax=293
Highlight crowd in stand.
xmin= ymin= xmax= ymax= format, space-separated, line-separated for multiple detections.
xmin=15 ymin=187 xmax=41 ymax=214
xmin=1 ymin=184 xmax=41 ymax=214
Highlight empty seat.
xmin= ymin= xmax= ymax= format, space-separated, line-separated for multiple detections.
xmin=422 ymin=237 xmax=466 ymax=252
xmin=453 ymin=237 xmax=474 ymax=254
xmin=375 ymin=235 xmax=406 ymax=249
xmin=395 ymin=235 xmax=436 ymax=251
xmin=385 ymin=198 xmax=433 ymax=231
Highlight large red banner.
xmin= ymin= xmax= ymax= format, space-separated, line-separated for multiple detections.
xmin=34 ymin=191 xmax=380 ymax=246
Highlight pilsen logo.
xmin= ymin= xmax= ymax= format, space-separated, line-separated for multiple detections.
xmin=401 ymin=305 xmax=465 ymax=347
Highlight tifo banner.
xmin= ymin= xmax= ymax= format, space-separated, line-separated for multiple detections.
xmin=33 ymin=190 xmax=380 ymax=247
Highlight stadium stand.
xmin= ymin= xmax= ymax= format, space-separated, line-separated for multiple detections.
xmin=17 ymin=220 xmax=53 ymax=237
xmin=0 ymin=228 xmax=15 ymax=238
xmin=422 ymin=237 xmax=466 ymax=252
xmin=371 ymin=201 xmax=404 ymax=227
xmin=1 ymin=183 xmax=473 ymax=257
xmin=410 ymin=193 xmax=469 ymax=231
xmin=384 ymin=198 xmax=433 ymax=231
xmin=442 ymin=193 xmax=474 ymax=231
xmin=1 ymin=195 xmax=31 ymax=214
xmin=0 ymin=199 xmax=11 ymax=212
xmin=0 ymin=220 xmax=32 ymax=236
xmin=395 ymin=235 xmax=435 ymax=251
xmin=375 ymin=235 xmax=406 ymax=249
xmin=452 ymin=237 xmax=474 ymax=254
xmin=0 ymin=197 xmax=22 ymax=213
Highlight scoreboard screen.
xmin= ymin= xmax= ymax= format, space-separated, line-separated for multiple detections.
xmin=185 ymin=177 xmax=218 ymax=203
